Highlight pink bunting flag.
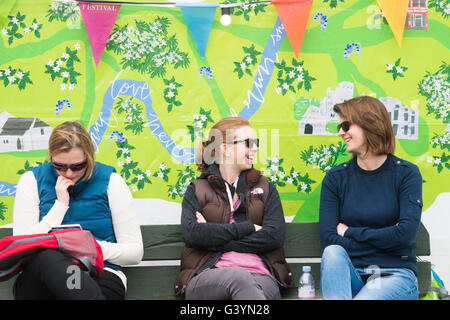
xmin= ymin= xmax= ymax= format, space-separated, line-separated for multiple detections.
xmin=78 ymin=1 xmax=121 ymax=66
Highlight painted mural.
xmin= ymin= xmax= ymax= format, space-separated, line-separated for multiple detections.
xmin=0 ymin=0 xmax=449 ymax=228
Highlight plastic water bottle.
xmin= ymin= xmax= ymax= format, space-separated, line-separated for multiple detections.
xmin=298 ymin=266 xmax=315 ymax=299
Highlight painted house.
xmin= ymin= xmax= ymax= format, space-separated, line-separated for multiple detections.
xmin=0 ymin=116 xmax=52 ymax=153
xmin=405 ymin=0 xmax=428 ymax=31
xmin=380 ymin=97 xmax=419 ymax=140
xmin=298 ymin=81 xmax=354 ymax=135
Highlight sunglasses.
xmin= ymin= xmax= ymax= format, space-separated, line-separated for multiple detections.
xmin=337 ymin=121 xmax=352 ymax=132
xmin=52 ymin=161 xmax=88 ymax=172
xmin=230 ymin=138 xmax=260 ymax=148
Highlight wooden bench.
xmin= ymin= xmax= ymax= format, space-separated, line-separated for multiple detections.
xmin=0 ymin=222 xmax=431 ymax=299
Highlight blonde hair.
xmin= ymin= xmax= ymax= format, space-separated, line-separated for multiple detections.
xmin=333 ymin=96 xmax=396 ymax=157
xmin=48 ymin=121 xmax=95 ymax=179
xmin=195 ymin=117 xmax=251 ymax=172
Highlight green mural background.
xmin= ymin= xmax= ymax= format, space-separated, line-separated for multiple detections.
xmin=0 ymin=0 xmax=449 ymax=225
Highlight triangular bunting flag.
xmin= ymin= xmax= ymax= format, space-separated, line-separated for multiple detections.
xmin=78 ymin=1 xmax=121 ymax=66
xmin=178 ymin=4 xmax=218 ymax=60
xmin=377 ymin=0 xmax=409 ymax=47
xmin=272 ymin=0 xmax=313 ymax=58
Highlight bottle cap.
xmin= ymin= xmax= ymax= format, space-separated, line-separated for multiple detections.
xmin=302 ymin=266 xmax=311 ymax=272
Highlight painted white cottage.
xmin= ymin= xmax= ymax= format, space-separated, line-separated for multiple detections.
xmin=298 ymin=81 xmax=354 ymax=135
xmin=0 ymin=114 xmax=52 ymax=153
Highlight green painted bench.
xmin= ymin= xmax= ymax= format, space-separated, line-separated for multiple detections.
xmin=0 ymin=222 xmax=431 ymax=299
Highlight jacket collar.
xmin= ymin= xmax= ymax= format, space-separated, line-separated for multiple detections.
xmin=199 ymin=164 xmax=262 ymax=194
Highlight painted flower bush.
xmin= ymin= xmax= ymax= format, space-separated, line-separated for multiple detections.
xmin=233 ymin=44 xmax=262 ymax=79
xmin=275 ymin=58 xmax=316 ymax=95
xmin=386 ymin=58 xmax=408 ymax=81
xmin=46 ymin=0 xmax=80 ymax=23
xmin=0 ymin=66 xmax=33 ymax=90
xmin=44 ymin=43 xmax=82 ymax=91
xmin=106 ymin=17 xmax=190 ymax=78
xmin=2 ymin=12 xmax=42 ymax=45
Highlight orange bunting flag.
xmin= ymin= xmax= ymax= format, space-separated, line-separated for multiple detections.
xmin=271 ymin=0 xmax=313 ymax=58
xmin=377 ymin=0 xmax=410 ymax=47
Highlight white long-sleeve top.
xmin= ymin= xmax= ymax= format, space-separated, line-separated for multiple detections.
xmin=13 ymin=171 xmax=144 ymax=289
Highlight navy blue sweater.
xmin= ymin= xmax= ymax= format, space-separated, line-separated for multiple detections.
xmin=319 ymin=154 xmax=423 ymax=275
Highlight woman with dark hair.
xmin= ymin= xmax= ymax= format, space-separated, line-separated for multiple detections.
xmin=12 ymin=121 xmax=143 ymax=299
xmin=319 ymin=96 xmax=423 ymax=300
xmin=174 ymin=117 xmax=292 ymax=300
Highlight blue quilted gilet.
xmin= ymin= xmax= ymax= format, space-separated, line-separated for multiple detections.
xmin=32 ymin=162 xmax=120 ymax=270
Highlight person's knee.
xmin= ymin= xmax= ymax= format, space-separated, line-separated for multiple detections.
xmin=321 ymin=245 xmax=347 ymax=264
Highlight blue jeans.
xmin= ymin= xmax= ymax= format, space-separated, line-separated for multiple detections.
xmin=320 ymin=245 xmax=418 ymax=300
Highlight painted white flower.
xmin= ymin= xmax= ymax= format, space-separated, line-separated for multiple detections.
xmin=159 ymin=163 xmax=166 ymax=170
xmin=434 ymin=158 xmax=441 ymax=165
xmin=1 ymin=28 xmax=8 ymax=35
xmin=117 ymin=161 xmax=124 ymax=167
xmin=278 ymin=171 xmax=285 ymax=179
xmin=297 ymin=73 xmax=303 ymax=81
xmin=193 ymin=113 xmax=200 ymax=120
xmin=270 ymin=176 xmax=277 ymax=182
xmin=47 ymin=59 xmax=54 ymax=66
xmin=282 ymin=82 xmax=289 ymax=90
xmin=296 ymin=65 xmax=303 ymax=72
xmin=53 ymin=66 xmax=60 ymax=73
xmin=200 ymin=115 xmax=207 ymax=121
xmin=396 ymin=67 xmax=403 ymax=74
xmin=23 ymin=27 xmax=31 ymax=34
xmin=74 ymin=43 xmax=81 ymax=50
xmin=31 ymin=22 xmax=39 ymax=30
xmin=291 ymin=170 xmax=298 ymax=178
xmin=11 ymin=17 xmax=18 ymax=24
xmin=301 ymin=183 xmax=308 ymax=190
xmin=387 ymin=64 xmax=394 ymax=71
xmin=167 ymin=90 xmax=174 ymax=98
xmin=271 ymin=157 xmax=279 ymax=163
xmin=169 ymin=83 xmax=176 ymax=89
xmin=145 ymin=169 xmax=152 ymax=177
xmin=243 ymin=4 xmax=249 ymax=11
xmin=125 ymin=156 xmax=132 ymax=164
xmin=68 ymin=83 xmax=75 ymax=90
xmin=8 ymin=76 xmax=16 ymax=83
xmin=131 ymin=185 xmax=138 ymax=192
xmin=137 ymin=174 xmax=144 ymax=181
xmin=427 ymin=156 xmax=433 ymax=163
xmin=195 ymin=121 xmax=203 ymax=129
xmin=4 ymin=69 xmax=10 ymax=76
xmin=275 ymin=87 xmax=282 ymax=95
xmin=240 ymin=62 xmax=247 ymax=70
xmin=62 ymin=52 xmax=69 ymax=59
xmin=122 ymin=148 xmax=129 ymax=154
xmin=62 ymin=71 xmax=70 ymax=78
xmin=286 ymin=177 xmax=293 ymax=184
xmin=288 ymin=70 xmax=296 ymax=78
xmin=245 ymin=56 xmax=253 ymax=64
xmin=56 ymin=59 xmax=63 ymax=66
xmin=270 ymin=164 xmax=278 ymax=171
xmin=60 ymin=83 xmax=67 ymax=90
xmin=16 ymin=71 xmax=23 ymax=79
xmin=157 ymin=171 xmax=164 ymax=178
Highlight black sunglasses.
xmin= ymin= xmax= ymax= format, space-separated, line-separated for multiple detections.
xmin=52 ymin=161 xmax=88 ymax=172
xmin=230 ymin=138 xmax=259 ymax=148
xmin=337 ymin=121 xmax=352 ymax=132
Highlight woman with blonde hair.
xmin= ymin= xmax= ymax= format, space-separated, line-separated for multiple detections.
xmin=175 ymin=117 xmax=292 ymax=300
xmin=319 ymin=96 xmax=423 ymax=300
xmin=12 ymin=121 xmax=143 ymax=299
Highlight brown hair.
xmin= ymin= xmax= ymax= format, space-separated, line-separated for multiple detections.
xmin=195 ymin=117 xmax=251 ymax=172
xmin=48 ymin=121 xmax=95 ymax=179
xmin=333 ymin=96 xmax=395 ymax=156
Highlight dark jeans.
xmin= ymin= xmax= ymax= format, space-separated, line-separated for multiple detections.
xmin=13 ymin=249 xmax=125 ymax=300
